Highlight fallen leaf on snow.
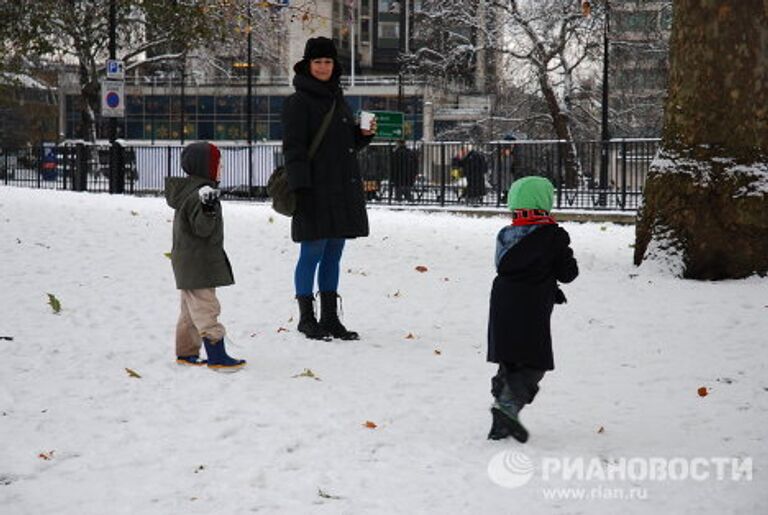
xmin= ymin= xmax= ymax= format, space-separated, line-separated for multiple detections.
xmin=434 ymin=349 xmax=442 ymax=355
xmin=318 ymin=488 xmax=342 ymax=500
xmin=415 ymin=265 xmax=428 ymax=273
xmin=163 ymin=252 xmax=172 ymax=259
xmin=38 ymin=451 xmax=55 ymax=460
xmin=363 ymin=420 xmax=377 ymax=429
xmin=292 ymin=368 xmax=321 ymax=381
xmin=597 ymin=426 xmax=605 ymax=434
xmin=47 ymin=293 xmax=61 ymax=314
xmin=125 ymin=368 xmax=141 ymax=378
xmin=277 ymin=327 xmax=289 ymax=333
xmin=697 ymin=386 xmax=709 ymax=397
xmin=405 ymin=333 xmax=416 ymax=339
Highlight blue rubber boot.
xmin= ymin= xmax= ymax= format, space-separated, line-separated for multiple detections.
xmin=203 ymin=337 xmax=246 ymax=372
xmin=176 ymin=355 xmax=207 ymax=366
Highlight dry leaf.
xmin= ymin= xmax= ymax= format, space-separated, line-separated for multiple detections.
xmin=434 ymin=349 xmax=442 ymax=355
xmin=405 ymin=333 xmax=415 ymax=339
xmin=697 ymin=386 xmax=709 ymax=397
xmin=415 ymin=265 xmax=428 ymax=273
xmin=277 ymin=327 xmax=289 ymax=333
xmin=317 ymin=488 xmax=342 ymax=500
xmin=125 ymin=368 xmax=141 ymax=378
xmin=363 ymin=420 xmax=377 ymax=429
xmin=47 ymin=293 xmax=61 ymax=314
xmin=38 ymin=450 xmax=55 ymax=460
xmin=597 ymin=426 xmax=605 ymax=434
xmin=163 ymin=252 xmax=172 ymax=259
xmin=130 ymin=210 xmax=139 ymax=216
xmin=292 ymin=368 xmax=321 ymax=381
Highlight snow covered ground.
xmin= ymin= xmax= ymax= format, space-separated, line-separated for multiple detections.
xmin=0 ymin=187 xmax=765 ymax=514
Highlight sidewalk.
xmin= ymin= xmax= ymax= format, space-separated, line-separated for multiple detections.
xmin=369 ymin=204 xmax=637 ymax=224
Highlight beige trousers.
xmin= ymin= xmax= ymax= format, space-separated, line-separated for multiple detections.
xmin=175 ymin=288 xmax=226 ymax=357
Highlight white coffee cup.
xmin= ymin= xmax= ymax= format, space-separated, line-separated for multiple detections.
xmin=360 ymin=111 xmax=376 ymax=131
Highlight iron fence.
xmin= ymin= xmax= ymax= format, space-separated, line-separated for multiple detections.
xmin=1 ymin=139 xmax=659 ymax=211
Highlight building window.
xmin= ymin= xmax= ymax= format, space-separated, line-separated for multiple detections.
xmin=378 ymin=0 xmax=400 ymax=14
xmin=379 ymin=21 xmax=400 ymax=40
xmin=361 ymin=18 xmax=371 ymax=44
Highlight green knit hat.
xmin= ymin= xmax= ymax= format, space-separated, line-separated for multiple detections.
xmin=506 ymin=176 xmax=554 ymax=211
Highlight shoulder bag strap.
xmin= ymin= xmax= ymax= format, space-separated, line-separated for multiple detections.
xmin=307 ymin=99 xmax=337 ymax=160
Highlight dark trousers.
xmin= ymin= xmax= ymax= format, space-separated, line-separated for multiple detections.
xmin=491 ymin=362 xmax=546 ymax=408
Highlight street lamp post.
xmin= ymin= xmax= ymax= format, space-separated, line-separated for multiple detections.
xmin=599 ymin=0 xmax=610 ymax=205
xmin=108 ymin=0 xmax=123 ymax=194
xmin=247 ymin=1 xmax=254 ymax=193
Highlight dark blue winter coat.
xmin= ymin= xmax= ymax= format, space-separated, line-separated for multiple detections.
xmin=487 ymin=224 xmax=578 ymax=370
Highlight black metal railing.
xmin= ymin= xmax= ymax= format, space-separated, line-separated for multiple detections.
xmin=1 ymin=139 xmax=659 ymax=211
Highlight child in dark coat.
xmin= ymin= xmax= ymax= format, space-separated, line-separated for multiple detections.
xmin=165 ymin=141 xmax=245 ymax=371
xmin=487 ymin=176 xmax=578 ymax=442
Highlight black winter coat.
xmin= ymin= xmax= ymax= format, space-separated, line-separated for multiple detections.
xmin=487 ymin=224 xmax=578 ymax=370
xmin=282 ymin=71 xmax=373 ymax=242
xmin=458 ymin=150 xmax=487 ymax=199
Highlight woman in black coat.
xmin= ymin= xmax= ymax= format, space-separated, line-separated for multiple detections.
xmin=282 ymin=37 xmax=376 ymax=341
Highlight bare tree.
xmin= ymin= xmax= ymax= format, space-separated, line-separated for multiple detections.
xmin=493 ymin=0 xmax=603 ymax=185
xmin=634 ymin=0 xmax=768 ymax=279
xmin=406 ymin=0 xmax=602 ymax=184
xmin=0 ymin=1 xmax=316 ymax=142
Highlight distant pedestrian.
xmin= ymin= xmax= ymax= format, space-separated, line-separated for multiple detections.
xmin=390 ymin=140 xmax=418 ymax=201
xmin=165 ymin=141 xmax=246 ymax=371
xmin=486 ymin=177 xmax=578 ymax=442
xmin=455 ymin=146 xmax=488 ymax=205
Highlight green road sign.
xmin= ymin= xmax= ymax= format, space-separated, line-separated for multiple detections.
xmin=372 ymin=111 xmax=404 ymax=139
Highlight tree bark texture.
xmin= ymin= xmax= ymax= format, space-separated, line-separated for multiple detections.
xmin=635 ymin=0 xmax=768 ymax=279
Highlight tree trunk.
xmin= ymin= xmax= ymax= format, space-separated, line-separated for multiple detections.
xmin=77 ymin=63 xmax=99 ymax=142
xmin=538 ymin=68 xmax=581 ymax=187
xmin=634 ymin=0 xmax=768 ymax=279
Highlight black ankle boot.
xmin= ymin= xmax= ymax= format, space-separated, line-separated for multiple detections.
xmin=319 ymin=291 xmax=359 ymax=340
xmin=296 ymin=295 xmax=331 ymax=340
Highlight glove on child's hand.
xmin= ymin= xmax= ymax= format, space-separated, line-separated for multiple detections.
xmin=199 ymin=186 xmax=221 ymax=213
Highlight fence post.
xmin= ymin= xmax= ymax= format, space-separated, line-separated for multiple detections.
xmin=248 ymin=144 xmax=254 ymax=199
xmin=115 ymin=142 xmax=126 ymax=195
xmin=556 ymin=142 xmax=563 ymax=210
xmin=3 ymin=150 xmax=8 ymax=185
xmin=495 ymin=143 xmax=502 ymax=207
xmin=167 ymin=146 xmax=172 ymax=179
xmin=61 ymin=147 xmax=67 ymax=190
xmin=621 ymin=140 xmax=627 ymax=210
xmin=75 ymin=144 xmax=87 ymax=192
xmin=36 ymin=146 xmax=42 ymax=189
xmin=440 ymin=142 xmax=446 ymax=207
xmin=387 ymin=142 xmax=393 ymax=205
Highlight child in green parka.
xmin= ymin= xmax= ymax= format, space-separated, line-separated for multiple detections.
xmin=165 ymin=141 xmax=245 ymax=371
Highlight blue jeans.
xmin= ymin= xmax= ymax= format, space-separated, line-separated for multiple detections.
xmin=294 ymin=239 xmax=346 ymax=297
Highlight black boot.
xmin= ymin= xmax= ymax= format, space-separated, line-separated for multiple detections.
xmin=319 ymin=291 xmax=359 ymax=340
xmin=296 ymin=295 xmax=331 ymax=340
xmin=488 ymin=405 xmax=529 ymax=443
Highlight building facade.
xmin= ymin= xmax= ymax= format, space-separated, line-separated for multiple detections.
xmin=608 ymin=0 xmax=672 ymax=137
